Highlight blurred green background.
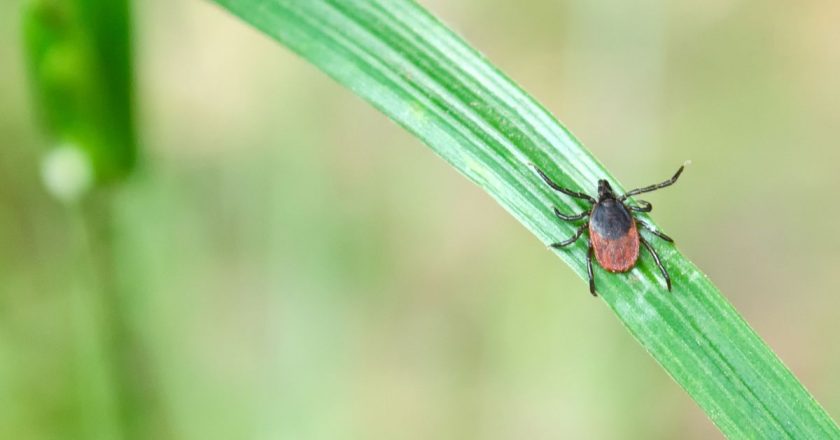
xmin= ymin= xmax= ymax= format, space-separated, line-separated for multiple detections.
xmin=3 ymin=0 xmax=840 ymax=439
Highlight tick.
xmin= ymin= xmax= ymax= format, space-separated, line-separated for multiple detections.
xmin=532 ymin=164 xmax=685 ymax=296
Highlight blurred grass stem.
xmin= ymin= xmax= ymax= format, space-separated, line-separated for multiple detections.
xmin=72 ymin=196 xmax=158 ymax=439
xmin=23 ymin=0 xmax=161 ymax=437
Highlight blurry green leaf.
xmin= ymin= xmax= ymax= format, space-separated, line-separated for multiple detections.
xmin=210 ymin=0 xmax=839 ymax=437
xmin=22 ymin=1 xmax=149 ymax=437
xmin=23 ymin=0 xmax=137 ymax=190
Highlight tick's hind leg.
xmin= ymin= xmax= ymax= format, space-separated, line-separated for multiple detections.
xmin=550 ymin=223 xmax=588 ymax=248
xmin=549 ymin=223 xmax=595 ymax=296
xmin=553 ymin=206 xmax=589 ymax=221
xmin=640 ymin=236 xmax=671 ymax=291
xmin=637 ymin=220 xmax=673 ymax=243
xmin=587 ymin=240 xmax=596 ymax=296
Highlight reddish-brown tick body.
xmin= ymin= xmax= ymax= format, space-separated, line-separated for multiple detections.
xmin=532 ymin=164 xmax=685 ymax=296
xmin=589 ymin=199 xmax=639 ymax=272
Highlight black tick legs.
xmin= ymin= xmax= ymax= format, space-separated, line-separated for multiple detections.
xmin=550 ymin=223 xmax=588 ymax=248
xmin=587 ymin=240 xmax=596 ymax=296
xmin=553 ymin=207 xmax=589 ymax=221
xmin=621 ymin=165 xmax=684 ymax=200
xmin=636 ymin=220 xmax=673 ymax=243
xmin=531 ymin=165 xmax=597 ymax=204
xmin=640 ymin=236 xmax=671 ymax=291
xmin=549 ymin=221 xmax=596 ymax=296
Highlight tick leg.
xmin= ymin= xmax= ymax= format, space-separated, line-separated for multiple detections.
xmin=587 ymin=239 xmax=596 ymax=296
xmin=620 ymin=165 xmax=685 ymax=200
xmin=530 ymin=164 xmax=597 ymax=204
xmin=637 ymin=220 xmax=673 ymax=243
xmin=553 ymin=206 xmax=589 ymax=221
xmin=627 ymin=200 xmax=652 ymax=213
xmin=640 ymin=236 xmax=671 ymax=291
xmin=550 ymin=222 xmax=588 ymax=248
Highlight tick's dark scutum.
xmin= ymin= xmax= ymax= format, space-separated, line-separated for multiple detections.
xmin=591 ymin=199 xmax=633 ymax=239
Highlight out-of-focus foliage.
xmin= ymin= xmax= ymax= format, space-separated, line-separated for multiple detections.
xmin=2 ymin=0 xmax=840 ymax=439
xmin=23 ymin=0 xmax=136 ymax=189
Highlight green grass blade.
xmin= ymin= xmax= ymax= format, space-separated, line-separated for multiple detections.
xmin=209 ymin=0 xmax=840 ymax=437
